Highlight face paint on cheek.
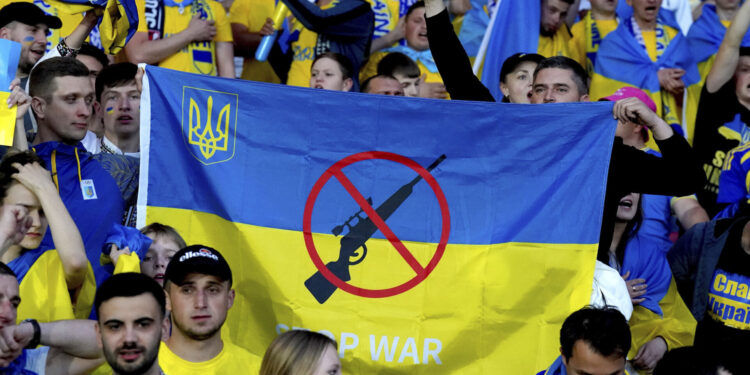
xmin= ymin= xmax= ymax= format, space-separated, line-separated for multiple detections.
xmin=105 ymin=107 xmax=114 ymax=115
xmin=22 ymin=36 xmax=34 ymax=44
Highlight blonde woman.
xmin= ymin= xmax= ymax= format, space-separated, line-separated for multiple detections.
xmin=260 ymin=330 xmax=342 ymax=375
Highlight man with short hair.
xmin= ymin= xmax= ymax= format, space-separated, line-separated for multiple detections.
xmin=360 ymin=74 xmax=406 ymax=96
xmin=0 ymin=2 xmax=61 ymax=80
xmin=539 ymin=0 xmax=575 ymax=58
xmin=376 ymin=52 xmax=421 ymax=97
xmin=94 ymin=272 xmax=169 ymax=375
xmin=538 ymin=306 xmax=631 ymax=375
xmin=160 ymin=245 xmax=261 ymax=373
xmin=360 ymin=1 xmax=447 ymax=99
xmin=28 ymin=56 xmax=125 ymax=287
xmin=93 ymin=63 xmax=140 ymax=158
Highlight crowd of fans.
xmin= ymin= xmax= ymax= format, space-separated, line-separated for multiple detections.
xmin=0 ymin=0 xmax=748 ymax=373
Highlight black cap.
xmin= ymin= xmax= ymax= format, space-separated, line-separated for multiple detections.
xmin=500 ymin=53 xmax=545 ymax=82
xmin=0 ymin=2 xmax=62 ymax=29
xmin=164 ymin=245 xmax=232 ymax=285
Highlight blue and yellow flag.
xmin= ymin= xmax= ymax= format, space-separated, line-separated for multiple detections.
xmin=139 ymin=66 xmax=617 ymax=373
xmin=44 ymin=0 xmax=138 ymax=54
xmin=590 ymin=12 xmax=701 ymax=146
xmin=687 ymin=4 xmax=750 ymax=84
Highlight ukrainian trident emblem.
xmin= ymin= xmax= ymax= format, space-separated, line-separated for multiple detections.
xmin=181 ymin=86 xmax=238 ymax=165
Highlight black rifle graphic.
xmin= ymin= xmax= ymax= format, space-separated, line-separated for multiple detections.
xmin=305 ymin=154 xmax=447 ymax=303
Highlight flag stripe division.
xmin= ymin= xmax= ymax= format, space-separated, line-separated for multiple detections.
xmin=139 ymin=65 xmax=616 ymax=373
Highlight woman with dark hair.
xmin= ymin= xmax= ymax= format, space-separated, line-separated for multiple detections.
xmin=260 ymin=330 xmax=342 ymax=375
xmin=605 ymin=192 xmax=696 ymax=373
xmin=0 ymin=150 xmax=92 ymax=323
xmin=309 ymin=52 xmax=354 ymax=92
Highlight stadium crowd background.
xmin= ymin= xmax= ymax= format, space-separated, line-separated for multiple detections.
xmin=0 ymin=0 xmax=747 ymax=373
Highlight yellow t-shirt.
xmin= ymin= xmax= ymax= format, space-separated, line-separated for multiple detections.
xmin=569 ymin=17 xmax=618 ymax=73
xmin=286 ymin=0 xmax=337 ymax=87
xmin=229 ymin=0 xmax=280 ymax=83
xmin=538 ymin=24 xmax=572 ymax=58
xmin=16 ymin=250 xmax=96 ymax=323
xmin=159 ymin=341 xmax=262 ymax=374
xmin=159 ymin=0 xmax=233 ymax=75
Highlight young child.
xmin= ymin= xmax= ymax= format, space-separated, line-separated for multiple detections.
xmin=309 ymin=52 xmax=354 ymax=92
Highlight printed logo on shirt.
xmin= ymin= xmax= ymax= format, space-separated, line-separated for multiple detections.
xmin=370 ymin=0 xmax=394 ymax=38
xmin=80 ymin=179 xmax=98 ymax=200
xmin=707 ymin=269 xmax=750 ymax=330
xmin=181 ymin=86 xmax=238 ymax=165
xmin=717 ymin=113 xmax=750 ymax=144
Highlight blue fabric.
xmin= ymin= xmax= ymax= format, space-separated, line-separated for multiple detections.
xmin=0 ymin=39 xmax=20 ymax=90
xmin=0 ymin=350 xmax=39 ymax=375
xmin=456 ymin=0 xmax=489 ymax=57
xmin=687 ymin=4 xmax=750 ymax=64
xmin=102 ymin=224 xmax=152 ymax=260
xmin=638 ymin=148 xmax=677 ymax=253
xmin=622 ymin=235 xmax=672 ymax=316
xmin=383 ymin=45 xmax=438 ymax=73
xmin=34 ymin=142 xmax=125 ymax=288
xmin=594 ymin=12 xmax=699 ymax=93
xmin=479 ymin=0 xmax=539 ymax=101
xmin=539 ymin=356 xmax=566 ymax=375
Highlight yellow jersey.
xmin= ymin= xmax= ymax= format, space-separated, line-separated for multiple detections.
xmin=286 ymin=0 xmax=338 ymax=87
xmin=569 ymin=16 xmax=618 ymax=74
xmin=159 ymin=341 xmax=262 ymax=374
xmin=159 ymin=0 xmax=233 ymax=75
xmin=538 ymin=24 xmax=572 ymax=58
xmin=229 ymin=0 xmax=280 ymax=83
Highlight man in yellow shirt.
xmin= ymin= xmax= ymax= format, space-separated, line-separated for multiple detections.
xmin=124 ymin=0 xmax=234 ymax=77
xmin=159 ymin=245 xmax=261 ymax=374
xmin=229 ymin=0 xmax=278 ymax=83
xmin=538 ymin=0 xmax=574 ymax=58
xmin=569 ymin=0 xmax=618 ymax=75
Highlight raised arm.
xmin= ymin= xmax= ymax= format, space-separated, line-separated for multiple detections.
xmin=424 ymin=0 xmax=493 ymax=101
xmin=279 ymin=0 xmax=373 ymax=38
xmin=12 ymin=163 xmax=87 ymax=290
xmin=706 ymin=0 xmax=750 ymax=93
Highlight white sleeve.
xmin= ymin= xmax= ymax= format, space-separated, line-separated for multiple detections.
xmin=24 ymin=346 xmax=50 ymax=375
xmin=590 ymin=261 xmax=634 ymax=321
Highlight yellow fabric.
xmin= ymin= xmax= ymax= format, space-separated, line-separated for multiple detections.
xmin=16 ymin=250 xmax=96 ymax=323
xmin=538 ymin=25 xmax=572 ymax=58
xmin=721 ymin=20 xmax=731 ymax=27
xmin=642 ymin=30 xmax=658 ymax=62
xmin=628 ymin=278 xmax=696 ymax=358
xmin=286 ymin=1 xmax=338 ymax=87
xmin=113 ymin=251 xmax=141 ymax=274
xmin=145 ymin=206 xmax=597 ymax=373
xmin=0 ymin=92 xmax=15 ymax=146
xmin=42 ymin=0 xmax=134 ymax=54
xmin=229 ymin=0 xmax=280 ymax=83
xmin=159 ymin=0 xmax=233 ymax=75
xmin=159 ymin=340 xmax=262 ymax=374
xmin=569 ymin=16 xmax=618 ymax=74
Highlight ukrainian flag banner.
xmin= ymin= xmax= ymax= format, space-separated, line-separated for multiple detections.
xmin=590 ymin=11 xmax=701 ymax=146
xmin=139 ymin=66 xmax=617 ymax=373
